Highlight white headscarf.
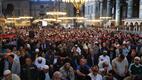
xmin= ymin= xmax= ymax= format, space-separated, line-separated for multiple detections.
xmin=35 ymin=57 xmax=46 ymax=69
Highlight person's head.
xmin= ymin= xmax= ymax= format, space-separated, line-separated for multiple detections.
xmin=13 ymin=47 xmax=17 ymax=51
xmin=7 ymin=54 xmax=14 ymax=63
xmin=37 ymin=58 xmax=43 ymax=64
xmin=102 ymin=50 xmax=108 ymax=56
xmin=64 ymin=62 xmax=71 ymax=70
xmin=43 ymin=65 xmax=49 ymax=73
xmin=102 ymin=42 xmax=106 ymax=47
xmin=25 ymin=57 xmax=32 ymax=66
xmin=91 ymin=65 xmax=99 ymax=75
xmin=53 ymin=71 xmax=62 ymax=80
xmin=134 ymin=57 xmax=141 ymax=65
xmin=118 ymin=53 xmax=125 ymax=62
xmin=107 ymin=70 xmax=115 ymax=79
xmin=16 ymin=51 xmax=21 ymax=56
xmin=35 ymin=48 xmax=39 ymax=53
xmin=80 ymin=58 xmax=87 ymax=66
xmin=3 ymin=70 xmax=12 ymax=80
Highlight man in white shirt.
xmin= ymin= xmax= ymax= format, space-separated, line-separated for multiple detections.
xmin=98 ymin=51 xmax=110 ymax=65
xmin=88 ymin=65 xmax=103 ymax=80
xmin=112 ymin=53 xmax=128 ymax=80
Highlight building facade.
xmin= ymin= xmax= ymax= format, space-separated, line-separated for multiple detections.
xmin=1 ymin=0 xmax=58 ymax=17
xmin=85 ymin=0 xmax=141 ymax=26
xmin=2 ymin=0 xmax=30 ymax=17
xmin=0 ymin=0 xmax=75 ymax=18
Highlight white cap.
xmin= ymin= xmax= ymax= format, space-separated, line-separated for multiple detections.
xmin=3 ymin=70 xmax=11 ymax=75
xmin=134 ymin=56 xmax=141 ymax=61
xmin=83 ymin=44 xmax=88 ymax=49
xmin=35 ymin=48 xmax=39 ymax=52
xmin=116 ymin=44 xmax=120 ymax=47
xmin=43 ymin=65 xmax=49 ymax=69
xmin=123 ymin=41 xmax=127 ymax=44
xmin=95 ymin=41 xmax=98 ymax=44
xmin=27 ymin=44 xmax=31 ymax=48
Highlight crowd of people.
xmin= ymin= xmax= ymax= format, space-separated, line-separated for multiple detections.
xmin=0 ymin=27 xmax=142 ymax=80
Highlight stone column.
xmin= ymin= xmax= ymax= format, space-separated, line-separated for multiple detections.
xmin=139 ymin=0 xmax=142 ymax=18
xmin=107 ymin=0 xmax=111 ymax=17
xmin=100 ymin=0 xmax=103 ymax=17
xmin=96 ymin=0 xmax=100 ymax=18
xmin=127 ymin=0 xmax=133 ymax=18
xmin=94 ymin=0 xmax=98 ymax=18
xmin=0 ymin=0 xmax=2 ymax=16
xmin=115 ymin=0 xmax=121 ymax=26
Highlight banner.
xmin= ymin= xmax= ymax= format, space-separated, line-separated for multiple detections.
xmin=0 ymin=34 xmax=16 ymax=38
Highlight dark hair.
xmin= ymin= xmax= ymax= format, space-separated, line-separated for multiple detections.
xmin=8 ymin=54 xmax=14 ymax=59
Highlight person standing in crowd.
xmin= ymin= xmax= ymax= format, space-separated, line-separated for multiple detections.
xmin=76 ymin=58 xmax=91 ymax=80
xmin=43 ymin=65 xmax=51 ymax=80
xmin=59 ymin=62 xmax=75 ymax=80
xmin=4 ymin=54 xmax=21 ymax=76
xmin=128 ymin=56 xmax=142 ymax=79
xmin=112 ymin=53 xmax=129 ymax=80
xmin=98 ymin=50 xmax=110 ymax=65
xmin=122 ymin=41 xmax=131 ymax=57
xmin=34 ymin=56 xmax=46 ymax=80
xmin=88 ymin=65 xmax=103 ymax=80
xmin=21 ymin=57 xmax=38 ymax=80
xmin=2 ymin=70 xmax=20 ymax=80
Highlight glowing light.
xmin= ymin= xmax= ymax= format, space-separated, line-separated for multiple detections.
xmin=46 ymin=12 xmax=67 ymax=16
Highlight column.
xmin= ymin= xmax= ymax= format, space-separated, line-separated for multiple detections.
xmin=0 ymin=0 xmax=2 ymax=16
xmin=115 ymin=0 xmax=120 ymax=26
xmin=127 ymin=0 xmax=133 ymax=18
xmin=100 ymin=0 xmax=103 ymax=17
xmin=139 ymin=0 xmax=142 ymax=18
xmin=107 ymin=0 xmax=111 ymax=17
xmin=95 ymin=0 xmax=100 ymax=18
xmin=94 ymin=0 xmax=98 ymax=18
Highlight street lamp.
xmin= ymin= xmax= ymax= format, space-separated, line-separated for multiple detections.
xmin=62 ymin=0 xmax=86 ymax=16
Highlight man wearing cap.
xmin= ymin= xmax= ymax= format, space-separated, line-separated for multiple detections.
xmin=34 ymin=56 xmax=46 ymax=80
xmin=2 ymin=70 xmax=20 ymax=80
xmin=43 ymin=65 xmax=51 ymax=80
xmin=98 ymin=50 xmax=110 ymax=65
xmin=129 ymin=56 xmax=142 ymax=79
